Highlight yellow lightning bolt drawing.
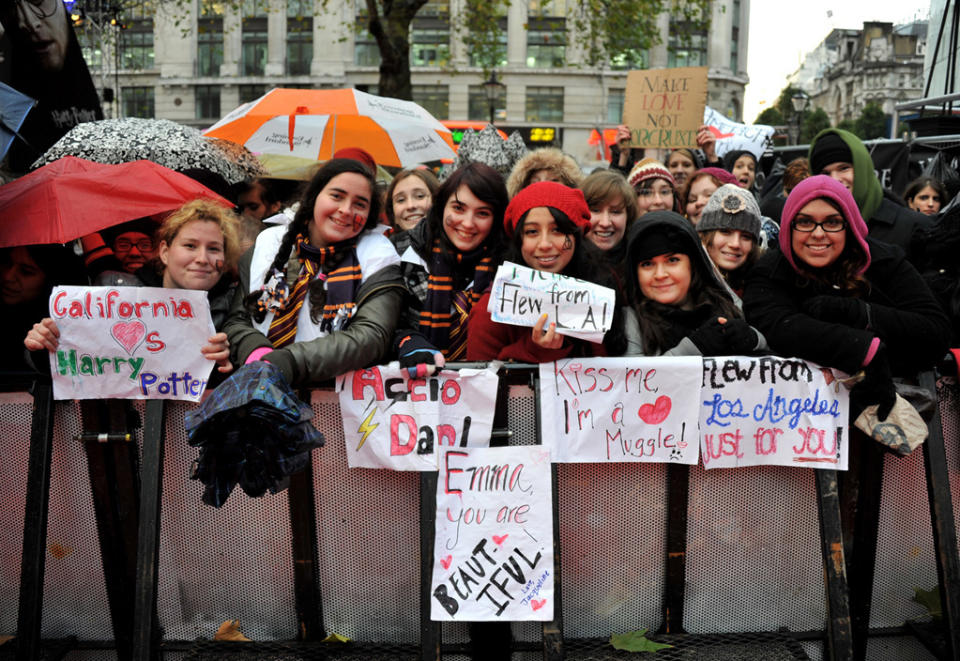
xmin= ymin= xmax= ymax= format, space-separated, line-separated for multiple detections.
xmin=356 ymin=408 xmax=379 ymax=450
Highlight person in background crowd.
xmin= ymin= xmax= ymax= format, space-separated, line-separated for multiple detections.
xmin=609 ymin=124 xmax=645 ymax=176
xmin=760 ymin=157 xmax=811 ymax=224
xmin=235 ymin=178 xmax=286 ymax=222
xmin=682 ymin=167 xmax=738 ymax=225
xmin=628 ymin=158 xmax=679 ymax=217
xmin=225 ymin=159 xmax=404 ymax=386
xmin=622 ymin=210 xmax=765 ymax=357
xmin=507 ymin=147 xmax=583 ymax=198
xmin=697 ymin=184 xmax=762 ymax=296
xmin=385 ymin=167 xmax=440 ymax=233
xmin=723 ymin=150 xmax=758 ymax=193
xmin=3 ymin=243 xmax=84 ymax=372
xmin=580 ymin=169 xmax=639 ymax=292
xmin=467 ymin=182 xmax=624 ymax=362
xmin=808 ymin=128 xmax=933 ymax=261
xmin=390 ymin=163 xmax=509 ymax=374
xmin=743 ymin=175 xmax=950 ymax=421
xmin=81 ymin=218 xmax=158 ymax=277
xmin=914 ymin=202 xmax=960 ymax=345
xmin=666 ymin=148 xmax=700 ymax=190
xmin=24 ymin=199 xmax=242 ymax=375
xmin=903 ymin=176 xmax=948 ymax=217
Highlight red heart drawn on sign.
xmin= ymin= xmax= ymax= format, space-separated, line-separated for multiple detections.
xmin=638 ymin=395 xmax=672 ymax=425
xmin=111 ymin=320 xmax=146 ymax=355
xmin=440 ymin=555 xmax=452 ymax=570
xmin=492 ymin=534 xmax=508 ymax=546
xmin=531 ymin=599 xmax=546 ymax=611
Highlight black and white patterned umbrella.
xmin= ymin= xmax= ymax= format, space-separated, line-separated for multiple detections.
xmin=32 ymin=117 xmax=265 ymax=183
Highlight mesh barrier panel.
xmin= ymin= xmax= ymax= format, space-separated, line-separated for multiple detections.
xmin=158 ymin=400 xmax=298 ymax=642
xmin=0 ymin=393 xmax=33 ymax=637
xmin=4 ymin=378 xmax=960 ymax=660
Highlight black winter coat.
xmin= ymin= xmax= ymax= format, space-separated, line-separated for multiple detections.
xmin=743 ymin=238 xmax=950 ymax=377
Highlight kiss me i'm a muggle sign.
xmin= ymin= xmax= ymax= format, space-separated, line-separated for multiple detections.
xmin=49 ymin=286 xmax=215 ymax=401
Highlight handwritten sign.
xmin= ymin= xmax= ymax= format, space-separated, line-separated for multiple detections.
xmin=488 ymin=261 xmax=616 ymax=343
xmin=538 ymin=357 xmax=702 ymax=464
xmin=49 ymin=286 xmax=215 ymax=401
xmin=337 ymin=364 xmax=498 ymax=471
xmin=431 ymin=445 xmax=554 ymax=621
xmin=699 ymin=356 xmax=850 ymax=470
xmin=623 ymin=66 xmax=708 ymax=149
xmin=702 ymin=106 xmax=775 ymax=160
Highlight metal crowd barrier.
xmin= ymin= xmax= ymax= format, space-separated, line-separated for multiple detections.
xmin=1 ymin=365 xmax=958 ymax=661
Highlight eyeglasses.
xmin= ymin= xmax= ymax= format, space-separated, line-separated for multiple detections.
xmin=9 ymin=0 xmax=60 ymax=19
xmin=114 ymin=238 xmax=154 ymax=253
xmin=792 ymin=218 xmax=847 ymax=233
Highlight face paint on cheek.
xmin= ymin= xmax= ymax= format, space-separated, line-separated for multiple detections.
xmin=353 ymin=214 xmax=365 ymax=231
xmin=562 ymin=236 xmax=573 ymax=251
xmin=214 ymin=260 xmax=224 ymax=273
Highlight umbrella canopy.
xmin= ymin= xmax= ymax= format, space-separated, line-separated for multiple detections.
xmin=203 ymin=87 xmax=457 ymax=170
xmin=32 ymin=118 xmax=265 ymax=184
xmin=0 ymin=82 xmax=36 ymax=161
xmin=0 ymin=156 xmax=232 ymax=248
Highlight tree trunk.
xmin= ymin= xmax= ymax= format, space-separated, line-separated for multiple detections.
xmin=366 ymin=0 xmax=426 ymax=100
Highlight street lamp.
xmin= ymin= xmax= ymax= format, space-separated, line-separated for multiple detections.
xmin=791 ymin=90 xmax=810 ymax=144
xmin=483 ymin=71 xmax=504 ymax=125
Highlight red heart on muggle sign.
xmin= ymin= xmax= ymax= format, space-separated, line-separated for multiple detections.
xmin=638 ymin=395 xmax=671 ymax=425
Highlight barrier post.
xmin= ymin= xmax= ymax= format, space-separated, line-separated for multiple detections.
xmin=815 ymin=468 xmax=854 ymax=661
xmin=535 ymin=371 xmax=564 ymax=661
xmin=288 ymin=453 xmax=324 ymax=640
xmin=132 ymin=399 xmax=166 ymax=661
xmin=15 ymin=380 xmax=55 ymax=661
xmin=419 ymin=470 xmax=441 ymax=661
xmin=661 ymin=463 xmax=690 ymax=634
xmin=918 ymin=370 xmax=960 ymax=659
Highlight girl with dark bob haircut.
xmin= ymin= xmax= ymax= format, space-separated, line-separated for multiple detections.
xmin=225 ymin=158 xmax=405 ymax=386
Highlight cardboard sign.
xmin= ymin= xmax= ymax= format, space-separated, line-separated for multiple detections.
xmin=487 ymin=261 xmax=616 ymax=343
xmin=702 ymin=105 xmax=775 ymax=160
xmin=337 ymin=364 xmax=498 ymax=471
xmin=699 ymin=357 xmax=850 ymax=470
xmin=622 ymin=66 xmax=708 ymax=149
xmin=538 ymin=357 xmax=702 ymax=464
xmin=49 ymin=286 xmax=215 ymax=401
xmin=431 ymin=445 xmax=554 ymax=621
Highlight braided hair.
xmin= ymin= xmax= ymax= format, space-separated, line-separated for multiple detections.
xmin=244 ymin=158 xmax=381 ymax=323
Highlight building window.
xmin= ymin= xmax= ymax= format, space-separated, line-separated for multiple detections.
xmin=239 ymin=84 xmax=267 ymax=104
xmin=242 ymin=19 xmax=268 ymax=75
xmin=411 ymin=23 xmax=449 ymax=67
xmin=77 ymin=26 xmax=103 ymax=70
xmin=121 ymin=24 xmax=154 ymax=70
xmin=195 ymin=85 xmax=221 ymax=120
xmin=122 ymin=86 xmax=155 ymax=118
xmin=287 ymin=0 xmax=314 ymax=16
xmin=468 ymin=84 xmax=505 ymax=122
xmin=197 ymin=19 xmax=223 ymax=77
xmin=355 ymin=83 xmax=379 ymax=95
xmin=412 ymin=85 xmax=449 ymax=120
xmin=525 ymin=86 xmax=563 ymax=122
xmin=610 ymin=49 xmax=647 ymax=71
xmin=287 ymin=17 xmax=313 ymax=74
xmin=526 ymin=18 xmax=565 ymax=68
xmin=468 ymin=17 xmax=507 ymax=68
xmin=355 ymin=29 xmax=381 ymax=66
xmin=607 ymin=89 xmax=624 ymax=124
xmin=420 ymin=0 xmax=449 ymax=16
xmin=667 ymin=19 xmax=707 ymax=68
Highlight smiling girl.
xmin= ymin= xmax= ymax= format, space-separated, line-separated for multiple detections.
xmin=225 ymin=159 xmax=405 ymax=385
xmin=696 ymin=184 xmax=762 ymax=296
xmin=467 ymin=182 xmax=624 ymax=362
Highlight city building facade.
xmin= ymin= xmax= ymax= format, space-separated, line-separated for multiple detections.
xmin=76 ymin=0 xmax=750 ymax=164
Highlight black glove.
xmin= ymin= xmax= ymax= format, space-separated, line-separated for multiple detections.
xmin=688 ymin=317 xmax=728 ymax=356
xmin=720 ymin=319 xmax=758 ymax=355
xmin=396 ymin=331 xmax=443 ymax=376
xmin=850 ymin=343 xmax=896 ymax=421
xmin=802 ymin=295 xmax=870 ymax=328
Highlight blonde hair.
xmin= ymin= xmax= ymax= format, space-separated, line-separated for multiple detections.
xmin=158 ymin=199 xmax=242 ymax=271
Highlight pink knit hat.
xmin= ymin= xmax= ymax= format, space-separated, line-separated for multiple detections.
xmin=780 ymin=174 xmax=871 ymax=274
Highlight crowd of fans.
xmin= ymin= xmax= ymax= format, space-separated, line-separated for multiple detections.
xmin=3 ymin=127 xmax=958 ymax=432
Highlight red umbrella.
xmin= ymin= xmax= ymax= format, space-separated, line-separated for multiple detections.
xmin=0 ymin=156 xmax=232 ymax=248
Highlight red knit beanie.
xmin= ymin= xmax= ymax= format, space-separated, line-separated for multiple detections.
xmin=503 ymin=182 xmax=592 ymax=237
xmin=332 ymin=147 xmax=377 ymax=174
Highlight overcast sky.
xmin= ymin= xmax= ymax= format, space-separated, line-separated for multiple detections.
xmin=744 ymin=0 xmax=931 ymax=122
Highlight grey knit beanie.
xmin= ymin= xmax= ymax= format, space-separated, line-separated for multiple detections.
xmin=697 ymin=184 xmax=762 ymax=238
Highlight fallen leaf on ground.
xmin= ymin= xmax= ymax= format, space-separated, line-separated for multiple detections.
xmin=609 ymin=629 xmax=673 ymax=653
xmin=322 ymin=632 xmax=351 ymax=643
xmin=214 ymin=619 xmax=251 ymax=641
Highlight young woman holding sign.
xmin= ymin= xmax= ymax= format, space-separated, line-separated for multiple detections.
xmin=623 ymin=210 xmax=765 ymax=357
xmin=224 ymin=158 xmax=405 ymax=386
xmin=742 ymin=175 xmax=950 ymax=421
xmin=23 ymin=199 xmax=242 ymax=375
xmin=466 ymin=181 xmax=625 ymax=362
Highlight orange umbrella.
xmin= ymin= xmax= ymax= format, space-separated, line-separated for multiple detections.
xmin=203 ymin=88 xmax=457 ymax=170
xmin=0 ymin=156 xmax=231 ymax=248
